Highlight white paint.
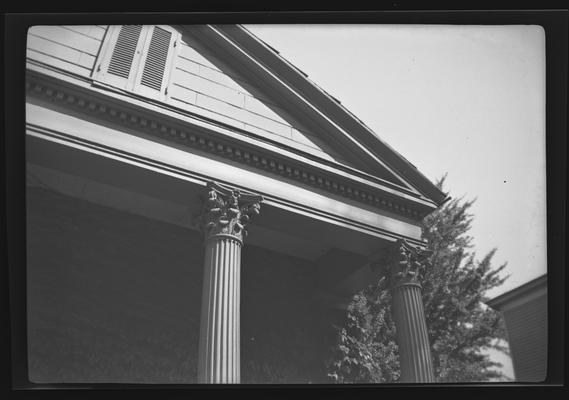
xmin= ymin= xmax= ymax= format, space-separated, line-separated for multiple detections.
xmin=26 ymin=101 xmax=423 ymax=240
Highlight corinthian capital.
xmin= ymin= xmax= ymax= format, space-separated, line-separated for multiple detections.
xmin=197 ymin=181 xmax=264 ymax=243
xmin=385 ymin=239 xmax=431 ymax=289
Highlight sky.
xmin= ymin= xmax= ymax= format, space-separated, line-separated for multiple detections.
xmin=245 ymin=24 xmax=547 ymax=301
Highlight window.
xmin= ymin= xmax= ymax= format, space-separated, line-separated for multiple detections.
xmin=93 ymin=25 xmax=180 ymax=102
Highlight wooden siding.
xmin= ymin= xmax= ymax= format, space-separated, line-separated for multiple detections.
xmin=26 ymin=25 xmax=348 ymax=164
xmin=27 ymin=25 xmax=107 ymax=78
xmin=503 ymin=294 xmax=547 ymax=382
xmin=172 ymin=40 xmax=348 ymax=163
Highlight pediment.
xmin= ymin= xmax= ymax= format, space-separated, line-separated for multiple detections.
xmin=172 ymin=25 xmax=425 ymax=197
xmin=170 ymin=40 xmax=349 ymax=164
xmin=25 ymin=23 xmax=446 ymax=209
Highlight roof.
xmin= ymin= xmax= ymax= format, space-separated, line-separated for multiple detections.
xmin=486 ymin=274 xmax=548 ymax=310
xmin=232 ymin=24 xmax=449 ymax=207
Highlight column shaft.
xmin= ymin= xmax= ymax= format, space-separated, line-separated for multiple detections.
xmin=391 ymin=283 xmax=435 ymax=383
xmin=197 ymin=235 xmax=241 ymax=383
xmin=196 ymin=181 xmax=262 ymax=383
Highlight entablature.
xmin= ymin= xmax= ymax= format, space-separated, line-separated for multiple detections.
xmin=26 ymin=65 xmax=439 ymax=222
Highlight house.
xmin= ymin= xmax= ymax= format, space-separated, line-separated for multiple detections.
xmin=25 ymin=24 xmax=447 ymax=383
xmin=487 ymin=274 xmax=548 ymax=382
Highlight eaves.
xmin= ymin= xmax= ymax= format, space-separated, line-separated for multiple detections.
xmin=26 ymin=63 xmax=440 ymax=221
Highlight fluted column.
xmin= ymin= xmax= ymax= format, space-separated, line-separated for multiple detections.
xmin=196 ymin=181 xmax=263 ymax=384
xmin=387 ymin=239 xmax=435 ymax=383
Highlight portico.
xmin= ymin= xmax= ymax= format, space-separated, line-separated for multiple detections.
xmin=25 ymin=24 xmax=446 ymax=383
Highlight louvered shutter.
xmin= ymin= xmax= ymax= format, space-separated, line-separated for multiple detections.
xmin=93 ymin=25 xmax=147 ymax=90
xmin=132 ymin=25 xmax=179 ymax=100
xmin=93 ymin=25 xmax=179 ymax=100
xmin=107 ymin=25 xmax=143 ymax=79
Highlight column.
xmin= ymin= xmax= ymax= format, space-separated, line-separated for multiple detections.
xmin=387 ymin=239 xmax=435 ymax=383
xmin=196 ymin=181 xmax=263 ymax=383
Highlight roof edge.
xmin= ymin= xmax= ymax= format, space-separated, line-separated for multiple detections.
xmin=486 ymin=274 xmax=548 ymax=310
xmin=225 ymin=24 xmax=448 ymax=206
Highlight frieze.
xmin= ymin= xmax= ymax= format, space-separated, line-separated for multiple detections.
xmin=26 ymin=78 xmax=430 ymax=220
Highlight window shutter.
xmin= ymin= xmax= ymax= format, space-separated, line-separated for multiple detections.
xmin=93 ymin=25 xmax=147 ymax=90
xmin=93 ymin=25 xmax=179 ymax=100
xmin=107 ymin=25 xmax=143 ymax=79
xmin=139 ymin=27 xmax=172 ymax=90
xmin=133 ymin=25 xmax=179 ymax=101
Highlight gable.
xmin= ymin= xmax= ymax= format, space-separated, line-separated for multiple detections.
xmin=212 ymin=25 xmax=447 ymax=204
xmin=169 ymin=38 xmax=354 ymax=166
xmin=89 ymin=25 xmax=358 ymax=167
xmin=175 ymin=26 xmax=426 ymax=194
xmin=84 ymin=24 xmax=428 ymax=196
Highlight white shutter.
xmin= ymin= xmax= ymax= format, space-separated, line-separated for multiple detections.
xmin=93 ymin=25 xmax=147 ymax=90
xmin=133 ymin=25 xmax=179 ymax=101
xmin=93 ymin=25 xmax=179 ymax=100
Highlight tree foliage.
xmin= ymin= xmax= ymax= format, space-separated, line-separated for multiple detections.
xmin=326 ymin=175 xmax=510 ymax=383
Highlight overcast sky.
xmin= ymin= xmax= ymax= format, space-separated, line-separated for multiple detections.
xmin=245 ymin=24 xmax=547 ymax=301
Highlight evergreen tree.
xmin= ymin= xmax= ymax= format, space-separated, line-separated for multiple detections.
xmin=326 ymin=175 xmax=510 ymax=383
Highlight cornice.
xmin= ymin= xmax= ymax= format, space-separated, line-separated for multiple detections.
xmin=181 ymin=24 xmax=424 ymax=197
xmin=26 ymin=122 xmax=426 ymax=248
xmin=221 ymin=24 xmax=448 ymax=206
xmin=25 ymin=68 xmax=437 ymax=221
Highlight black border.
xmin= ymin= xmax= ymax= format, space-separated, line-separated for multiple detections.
xmin=3 ymin=7 xmax=567 ymax=399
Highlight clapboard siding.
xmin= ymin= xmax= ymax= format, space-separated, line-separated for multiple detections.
xmin=179 ymin=41 xmax=223 ymax=72
xmin=503 ymin=295 xmax=547 ymax=382
xmin=27 ymin=25 xmax=347 ymax=163
xmin=175 ymin=55 xmax=201 ymax=75
xmin=168 ymin=90 xmax=247 ymax=131
xmin=199 ymin=64 xmax=247 ymax=92
xmin=27 ymin=35 xmax=96 ymax=69
xmin=29 ymin=26 xmax=102 ymax=55
xmin=173 ymin=41 xmax=347 ymax=161
xmin=176 ymin=43 xmax=292 ymax=127
xmin=26 ymin=49 xmax=92 ymax=77
xmin=169 ymin=83 xmax=198 ymax=106
xmin=62 ymin=25 xmax=107 ymax=41
xmin=27 ymin=25 xmax=106 ymax=78
xmin=173 ymin=70 xmax=246 ymax=108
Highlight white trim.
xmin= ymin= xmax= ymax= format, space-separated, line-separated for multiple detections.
xmin=25 ymin=100 xmax=424 ymax=244
xmin=25 ymin=67 xmax=438 ymax=218
xmin=203 ymin=25 xmax=422 ymax=195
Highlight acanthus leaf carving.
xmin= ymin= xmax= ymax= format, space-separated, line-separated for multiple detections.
xmin=196 ymin=181 xmax=264 ymax=243
xmin=384 ymin=238 xmax=431 ymax=288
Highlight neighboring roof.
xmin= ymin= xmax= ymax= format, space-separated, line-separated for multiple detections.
xmin=229 ymin=25 xmax=448 ymax=207
xmin=486 ymin=274 xmax=548 ymax=310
